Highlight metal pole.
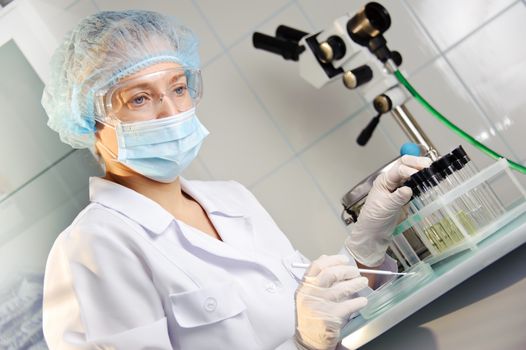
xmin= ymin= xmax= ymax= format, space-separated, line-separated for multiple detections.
xmin=391 ymin=104 xmax=439 ymax=160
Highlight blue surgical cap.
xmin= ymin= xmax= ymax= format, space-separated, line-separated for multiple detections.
xmin=42 ymin=10 xmax=200 ymax=148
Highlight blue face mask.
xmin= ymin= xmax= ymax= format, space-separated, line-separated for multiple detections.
xmin=98 ymin=108 xmax=209 ymax=183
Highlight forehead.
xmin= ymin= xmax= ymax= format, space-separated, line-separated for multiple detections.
xmin=119 ymin=62 xmax=184 ymax=84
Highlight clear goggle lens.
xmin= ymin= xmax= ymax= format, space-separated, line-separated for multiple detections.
xmin=95 ymin=68 xmax=202 ymax=124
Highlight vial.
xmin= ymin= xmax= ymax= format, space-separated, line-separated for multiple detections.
xmin=407 ymin=172 xmax=463 ymax=252
xmin=430 ymin=157 xmax=488 ymax=232
xmin=450 ymin=146 xmax=505 ymax=218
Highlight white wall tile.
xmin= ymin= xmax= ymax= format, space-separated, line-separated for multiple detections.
xmin=0 ymin=153 xmax=87 ymax=247
xmin=380 ymin=58 xmax=515 ymax=170
xmin=230 ymin=4 xmax=366 ymax=151
xmin=0 ymin=193 xmax=82 ymax=278
xmin=53 ymin=149 xmax=102 ymax=206
xmin=64 ymin=0 xmax=98 ymax=17
xmin=297 ymin=0 xmax=439 ymax=72
xmin=300 ymin=108 xmax=398 ymax=212
xmin=0 ymin=39 xmax=71 ymax=195
xmin=406 ymin=0 xmax=516 ymax=51
xmin=446 ymin=3 xmax=526 ymax=164
xmin=93 ymin=0 xmax=223 ymax=64
xmin=0 ymin=149 xmax=95 ymax=276
xmin=198 ymin=55 xmax=294 ymax=185
xmin=193 ymin=0 xmax=290 ymax=48
xmin=39 ymin=0 xmax=79 ymax=9
xmin=0 ymin=176 xmax=8 ymax=199
xmin=250 ymin=158 xmax=348 ymax=259
xmin=29 ymin=0 xmax=98 ymax=42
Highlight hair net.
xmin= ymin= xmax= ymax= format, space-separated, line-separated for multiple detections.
xmin=42 ymin=10 xmax=200 ymax=148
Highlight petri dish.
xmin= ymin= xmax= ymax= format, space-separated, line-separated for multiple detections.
xmin=360 ymin=262 xmax=434 ymax=320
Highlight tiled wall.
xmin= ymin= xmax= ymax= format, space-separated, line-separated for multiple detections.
xmin=0 ymin=24 xmax=103 ymax=347
xmin=24 ymin=0 xmax=526 ymax=348
xmin=0 ymin=36 xmax=101 ymax=278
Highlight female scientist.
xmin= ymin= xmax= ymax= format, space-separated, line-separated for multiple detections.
xmin=41 ymin=10 xmax=431 ymax=350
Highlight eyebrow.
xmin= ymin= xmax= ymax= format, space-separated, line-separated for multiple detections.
xmin=168 ymin=73 xmax=186 ymax=84
xmin=122 ymin=74 xmax=186 ymax=91
xmin=119 ymin=74 xmax=187 ymax=96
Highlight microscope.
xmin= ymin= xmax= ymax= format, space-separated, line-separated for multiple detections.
xmin=252 ymin=2 xmax=438 ymax=227
xmin=252 ymin=2 xmax=444 ymax=261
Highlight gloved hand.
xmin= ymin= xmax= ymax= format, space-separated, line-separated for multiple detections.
xmin=345 ymin=155 xmax=432 ymax=267
xmin=294 ymin=255 xmax=369 ymax=350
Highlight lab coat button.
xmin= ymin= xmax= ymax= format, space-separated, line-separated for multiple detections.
xmin=204 ymin=297 xmax=217 ymax=312
xmin=265 ymin=282 xmax=277 ymax=293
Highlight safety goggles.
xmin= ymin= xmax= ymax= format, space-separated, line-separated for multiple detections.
xmin=95 ymin=67 xmax=202 ymax=124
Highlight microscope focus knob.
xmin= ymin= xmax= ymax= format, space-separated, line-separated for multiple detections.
xmin=343 ymin=65 xmax=373 ymax=89
xmin=373 ymin=94 xmax=392 ymax=113
xmin=318 ymin=36 xmax=346 ymax=63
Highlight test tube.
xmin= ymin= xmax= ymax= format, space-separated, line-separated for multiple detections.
xmin=406 ymin=172 xmax=462 ymax=253
xmin=389 ymin=241 xmax=411 ymax=271
xmin=418 ymin=170 xmax=467 ymax=244
xmin=450 ymin=146 xmax=505 ymax=218
xmin=392 ymin=234 xmax=420 ymax=266
xmin=398 ymin=180 xmax=431 ymax=260
xmin=402 ymin=178 xmax=441 ymax=256
xmin=429 ymin=158 xmax=487 ymax=232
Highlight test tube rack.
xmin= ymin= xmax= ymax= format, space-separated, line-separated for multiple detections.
xmin=394 ymin=158 xmax=526 ymax=265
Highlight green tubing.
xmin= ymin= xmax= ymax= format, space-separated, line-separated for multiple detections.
xmin=394 ymin=70 xmax=526 ymax=174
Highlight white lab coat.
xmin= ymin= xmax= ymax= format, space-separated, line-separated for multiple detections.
xmin=43 ymin=177 xmax=395 ymax=350
xmin=43 ymin=177 xmax=310 ymax=350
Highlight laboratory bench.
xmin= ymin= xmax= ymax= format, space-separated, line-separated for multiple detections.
xmin=340 ymin=211 xmax=526 ymax=349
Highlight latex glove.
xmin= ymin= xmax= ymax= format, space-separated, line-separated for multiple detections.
xmin=294 ymin=255 xmax=369 ymax=350
xmin=345 ymin=155 xmax=432 ymax=267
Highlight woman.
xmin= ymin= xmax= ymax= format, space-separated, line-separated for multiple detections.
xmin=41 ymin=10 xmax=431 ymax=350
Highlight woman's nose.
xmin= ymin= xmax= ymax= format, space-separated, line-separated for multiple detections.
xmin=155 ymin=95 xmax=181 ymax=118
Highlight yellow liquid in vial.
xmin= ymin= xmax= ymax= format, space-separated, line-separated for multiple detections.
xmin=424 ymin=224 xmax=448 ymax=252
xmin=457 ymin=210 xmax=477 ymax=235
xmin=423 ymin=217 xmax=464 ymax=253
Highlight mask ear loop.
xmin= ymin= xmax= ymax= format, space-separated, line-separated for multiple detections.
xmin=95 ymin=119 xmax=120 ymax=163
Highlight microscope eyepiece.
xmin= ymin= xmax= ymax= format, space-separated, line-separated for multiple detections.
xmin=347 ymin=2 xmax=391 ymax=46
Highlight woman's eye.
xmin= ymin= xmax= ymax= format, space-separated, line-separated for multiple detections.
xmin=130 ymin=95 xmax=148 ymax=107
xmin=174 ymin=85 xmax=187 ymax=96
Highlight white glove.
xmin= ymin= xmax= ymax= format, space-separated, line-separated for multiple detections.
xmin=294 ymin=255 xmax=369 ymax=350
xmin=345 ymin=155 xmax=432 ymax=267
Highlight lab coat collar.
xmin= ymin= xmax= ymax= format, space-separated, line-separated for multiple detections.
xmin=89 ymin=177 xmax=264 ymax=271
xmin=178 ymin=177 xmax=245 ymax=219
xmin=89 ymin=177 xmax=173 ymax=234
xmin=88 ymin=177 xmax=245 ymax=236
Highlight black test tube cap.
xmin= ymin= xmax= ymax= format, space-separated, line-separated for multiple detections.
xmin=432 ymin=156 xmax=453 ymax=177
xmin=452 ymin=145 xmax=470 ymax=164
xmin=403 ymin=178 xmax=420 ymax=197
xmin=411 ymin=171 xmax=428 ymax=191
xmin=447 ymin=152 xmax=465 ymax=171
xmin=422 ymin=167 xmax=439 ymax=187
